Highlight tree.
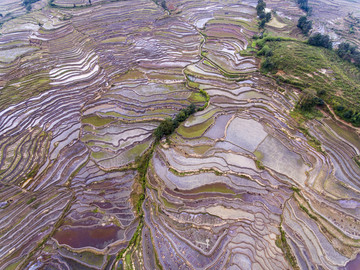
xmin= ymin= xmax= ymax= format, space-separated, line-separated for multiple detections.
xmin=175 ymin=110 xmax=187 ymax=123
xmin=261 ymin=57 xmax=276 ymax=71
xmin=297 ymin=0 xmax=310 ymax=12
xmin=265 ymin=12 xmax=272 ymax=23
xmin=23 ymin=0 xmax=40 ymax=11
xmin=337 ymin=42 xmax=360 ymax=67
xmin=188 ymin=103 xmax=196 ymax=114
xmin=298 ymin=93 xmax=323 ymax=111
xmin=256 ymin=0 xmax=271 ymax=28
xmin=256 ymin=0 xmax=266 ymax=16
xmin=153 ymin=103 xmax=197 ymax=141
xmin=308 ymin=33 xmax=332 ymax=49
xmin=257 ymin=44 xmax=272 ymax=56
xmin=259 ymin=19 xmax=266 ymax=29
xmin=297 ymin=16 xmax=312 ymax=35
xmin=343 ymin=110 xmax=353 ymax=119
xmin=160 ymin=0 xmax=167 ymax=10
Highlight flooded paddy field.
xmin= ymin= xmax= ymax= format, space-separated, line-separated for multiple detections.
xmin=0 ymin=0 xmax=359 ymax=269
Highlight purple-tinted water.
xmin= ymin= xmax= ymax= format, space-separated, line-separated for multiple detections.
xmin=53 ymin=225 xmax=121 ymax=249
xmin=346 ymin=254 xmax=360 ymax=270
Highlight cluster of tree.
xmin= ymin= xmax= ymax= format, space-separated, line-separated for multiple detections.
xmin=337 ymin=42 xmax=360 ymax=68
xmin=253 ymin=34 xmax=281 ymax=72
xmin=308 ymin=33 xmax=332 ymax=49
xmin=298 ymin=90 xmax=360 ymax=126
xmin=261 ymin=57 xmax=277 ymax=71
xmin=348 ymin=13 xmax=360 ymax=34
xmin=256 ymin=0 xmax=271 ymax=29
xmin=153 ymin=103 xmax=196 ymax=141
xmin=298 ymin=93 xmax=324 ymax=112
xmin=297 ymin=16 xmax=312 ymax=35
xmin=308 ymin=35 xmax=360 ymax=69
xmin=23 ymin=0 xmax=40 ymax=11
xmin=334 ymin=105 xmax=360 ymax=126
xmin=160 ymin=0 xmax=167 ymax=10
xmin=257 ymin=44 xmax=273 ymax=57
xmin=297 ymin=0 xmax=311 ymax=14
xmin=154 ymin=0 xmax=167 ymax=11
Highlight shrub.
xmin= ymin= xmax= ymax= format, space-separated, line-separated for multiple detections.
xmin=298 ymin=93 xmax=324 ymax=112
xmin=257 ymin=45 xmax=272 ymax=56
xmin=265 ymin=12 xmax=272 ymax=23
xmin=261 ymin=57 xmax=276 ymax=71
xmin=297 ymin=16 xmax=312 ymax=35
xmin=256 ymin=0 xmax=271 ymax=28
xmin=297 ymin=0 xmax=311 ymax=13
xmin=337 ymin=42 xmax=360 ymax=68
xmin=308 ymin=33 xmax=332 ymax=49
xmin=23 ymin=0 xmax=40 ymax=11
xmin=256 ymin=0 xmax=266 ymax=16
xmin=153 ymin=103 xmax=197 ymax=141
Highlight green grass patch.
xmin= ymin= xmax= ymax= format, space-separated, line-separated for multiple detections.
xmin=161 ymin=197 xmax=177 ymax=208
xmin=153 ymin=104 xmax=197 ymax=141
xmin=186 ymin=80 xmax=200 ymax=89
xmin=291 ymin=186 xmax=301 ymax=193
xmin=26 ymin=163 xmax=40 ymax=178
xmin=197 ymin=89 xmax=210 ymax=111
xmin=203 ymin=59 xmax=215 ymax=67
xmin=255 ymin=159 xmax=265 ymax=170
xmin=189 ymin=92 xmax=207 ymax=103
xmin=82 ymin=115 xmax=114 ymax=127
xmin=298 ymin=126 xmax=324 ymax=153
xmin=26 ymin=196 xmax=36 ymax=205
xmin=126 ymin=142 xmax=150 ymax=161
xmin=177 ymin=117 xmax=214 ymax=138
xmin=324 ymin=119 xmax=360 ymax=151
xmin=253 ymin=150 xmax=264 ymax=160
xmin=125 ymin=253 xmax=132 ymax=269
xmin=101 ymin=36 xmax=127 ymax=43
xmin=115 ymin=220 xmax=143 ymax=261
xmin=297 ymin=108 xmax=323 ymax=120
xmin=0 ymin=73 xmax=51 ymax=111
xmin=91 ymin=151 xmax=106 ymax=159
xmin=4 ymin=259 xmax=22 ymax=270
xmin=188 ymin=183 xmax=235 ymax=195
xmin=193 ymin=144 xmax=212 ymax=155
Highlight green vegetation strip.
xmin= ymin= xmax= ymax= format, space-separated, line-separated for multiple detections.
xmin=297 ymin=126 xmax=324 ymax=154
xmin=114 ymin=95 xmax=209 ymax=268
xmin=275 ymin=227 xmax=299 ymax=269
xmin=278 ymin=190 xmax=300 ymax=269
xmin=169 ymin=167 xmax=223 ymax=177
xmin=114 ymin=142 xmax=154 ymax=268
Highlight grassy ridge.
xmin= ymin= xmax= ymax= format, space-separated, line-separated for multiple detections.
xmin=259 ymin=39 xmax=360 ymax=126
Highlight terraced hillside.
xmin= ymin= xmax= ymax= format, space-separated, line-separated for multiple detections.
xmin=0 ymin=0 xmax=360 ymax=269
xmin=265 ymin=0 xmax=360 ymax=46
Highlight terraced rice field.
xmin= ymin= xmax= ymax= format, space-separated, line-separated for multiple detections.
xmin=0 ymin=0 xmax=360 ymax=269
